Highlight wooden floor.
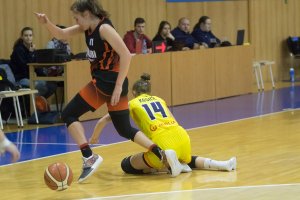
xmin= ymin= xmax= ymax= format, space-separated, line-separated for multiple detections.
xmin=1 ymin=110 xmax=300 ymax=199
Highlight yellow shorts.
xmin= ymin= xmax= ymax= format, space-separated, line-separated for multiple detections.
xmin=144 ymin=126 xmax=191 ymax=169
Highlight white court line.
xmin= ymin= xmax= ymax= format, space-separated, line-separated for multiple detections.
xmin=1 ymin=109 xmax=297 ymax=168
xmin=79 ymin=183 xmax=300 ymax=200
xmin=14 ymin=142 xmax=79 ymax=145
xmin=187 ymin=109 xmax=296 ymax=132
xmin=13 ymin=142 xmax=111 ymax=146
xmin=282 ymin=108 xmax=300 ymax=111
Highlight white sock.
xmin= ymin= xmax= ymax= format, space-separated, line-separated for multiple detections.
xmin=203 ymin=158 xmax=230 ymax=171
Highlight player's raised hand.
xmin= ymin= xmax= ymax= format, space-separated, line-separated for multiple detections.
xmin=34 ymin=12 xmax=49 ymax=24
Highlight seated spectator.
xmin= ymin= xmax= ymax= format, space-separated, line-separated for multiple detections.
xmin=192 ymin=16 xmax=221 ymax=48
xmin=47 ymin=25 xmax=72 ymax=55
xmin=46 ymin=24 xmax=72 ymax=76
xmin=171 ymin=17 xmax=200 ymax=50
xmin=123 ymin=17 xmax=152 ymax=54
xmin=9 ymin=27 xmax=57 ymax=108
xmin=152 ymin=21 xmax=175 ymax=51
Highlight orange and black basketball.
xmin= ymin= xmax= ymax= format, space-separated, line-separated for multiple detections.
xmin=35 ymin=96 xmax=50 ymax=113
xmin=44 ymin=162 xmax=73 ymax=191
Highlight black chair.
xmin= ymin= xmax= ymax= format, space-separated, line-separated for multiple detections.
xmin=53 ymin=81 xmax=64 ymax=113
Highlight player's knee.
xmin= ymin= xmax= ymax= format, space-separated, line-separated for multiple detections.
xmin=61 ymin=94 xmax=91 ymax=127
xmin=61 ymin=110 xmax=78 ymax=127
xmin=121 ymin=156 xmax=144 ymax=174
xmin=117 ymin=127 xmax=138 ymax=141
xmin=109 ymin=111 xmax=138 ymax=140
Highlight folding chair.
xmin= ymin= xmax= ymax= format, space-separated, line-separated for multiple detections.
xmin=0 ymin=89 xmax=39 ymax=129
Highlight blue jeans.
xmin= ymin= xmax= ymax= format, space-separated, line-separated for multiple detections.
xmin=17 ymin=78 xmax=57 ymax=98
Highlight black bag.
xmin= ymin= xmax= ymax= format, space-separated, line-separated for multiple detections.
xmin=28 ymin=111 xmax=62 ymax=124
xmin=0 ymin=68 xmax=26 ymax=121
xmin=0 ymin=68 xmax=17 ymax=91
xmin=220 ymin=41 xmax=232 ymax=47
xmin=35 ymin=49 xmax=71 ymax=63
xmin=287 ymin=36 xmax=300 ymax=55
xmin=0 ymin=98 xmax=13 ymax=121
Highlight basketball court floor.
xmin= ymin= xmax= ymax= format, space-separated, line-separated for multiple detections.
xmin=0 ymin=85 xmax=299 ymax=199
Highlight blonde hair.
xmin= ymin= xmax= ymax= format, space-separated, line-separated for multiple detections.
xmin=132 ymin=73 xmax=151 ymax=96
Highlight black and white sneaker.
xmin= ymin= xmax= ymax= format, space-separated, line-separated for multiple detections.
xmin=78 ymin=154 xmax=103 ymax=183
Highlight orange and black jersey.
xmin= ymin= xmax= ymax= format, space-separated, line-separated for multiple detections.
xmin=85 ymin=18 xmax=128 ymax=96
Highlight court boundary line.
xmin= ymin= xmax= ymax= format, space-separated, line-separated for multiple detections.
xmin=80 ymin=183 xmax=300 ymax=200
xmin=0 ymin=109 xmax=296 ymax=167
xmin=187 ymin=109 xmax=297 ymax=131
xmin=13 ymin=142 xmax=112 ymax=146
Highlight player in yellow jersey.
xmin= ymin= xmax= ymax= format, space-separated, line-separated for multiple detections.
xmin=90 ymin=74 xmax=236 ymax=175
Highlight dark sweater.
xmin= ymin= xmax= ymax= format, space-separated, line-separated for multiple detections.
xmin=152 ymin=34 xmax=174 ymax=48
xmin=191 ymin=28 xmax=220 ymax=48
xmin=9 ymin=43 xmax=35 ymax=81
xmin=171 ymin=27 xmax=198 ymax=49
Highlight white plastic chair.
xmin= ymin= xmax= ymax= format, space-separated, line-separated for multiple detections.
xmin=253 ymin=60 xmax=275 ymax=91
xmin=0 ymin=89 xmax=39 ymax=129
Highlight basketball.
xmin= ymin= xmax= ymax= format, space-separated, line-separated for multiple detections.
xmin=44 ymin=162 xmax=73 ymax=191
xmin=35 ymin=96 xmax=50 ymax=113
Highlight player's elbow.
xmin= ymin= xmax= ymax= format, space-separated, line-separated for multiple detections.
xmin=119 ymin=49 xmax=132 ymax=62
xmin=55 ymin=29 xmax=69 ymax=41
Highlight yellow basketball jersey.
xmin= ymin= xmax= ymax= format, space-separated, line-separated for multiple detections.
xmin=129 ymin=94 xmax=179 ymax=139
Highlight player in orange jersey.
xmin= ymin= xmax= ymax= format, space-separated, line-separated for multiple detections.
xmin=35 ymin=0 xmax=181 ymax=182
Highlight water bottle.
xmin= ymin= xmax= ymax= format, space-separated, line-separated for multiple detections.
xmin=290 ymin=67 xmax=295 ymax=82
xmin=142 ymin=39 xmax=147 ymax=54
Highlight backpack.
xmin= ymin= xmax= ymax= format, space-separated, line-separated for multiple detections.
xmin=0 ymin=66 xmax=17 ymax=91
xmin=287 ymin=36 xmax=300 ymax=55
xmin=28 ymin=111 xmax=62 ymax=124
xmin=0 ymin=65 xmax=28 ymax=120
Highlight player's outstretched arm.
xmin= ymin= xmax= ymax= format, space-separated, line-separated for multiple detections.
xmin=34 ymin=12 xmax=82 ymax=40
xmin=89 ymin=114 xmax=112 ymax=144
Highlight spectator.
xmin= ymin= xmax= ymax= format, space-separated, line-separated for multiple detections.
xmin=152 ymin=21 xmax=175 ymax=51
xmin=46 ymin=25 xmax=72 ymax=76
xmin=171 ymin=17 xmax=200 ymax=50
xmin=47 ymin=25 xmax=72 ymax=55
xmin=192 ymin=16 xmax=221 ymax=48
xmin=10 ymin=27 xmax=57 ymax=111
xmin=123 ymin=17 xmax=152 ymax=54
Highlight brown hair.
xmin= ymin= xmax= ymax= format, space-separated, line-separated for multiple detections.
xmin=132 ymin=73 xmax=151 ymax=96
xmin=134 ymin=17 xmax=145 ymax=26
xmin=193 ymin=16 xmax=210 ymax=31
xmin=13 ymin=27 xmax=33 ymax=50
xmin=70 ymin=0 xmax=109 ymax=18
xmin=155 ymin=21 xmax=172 ymax=38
